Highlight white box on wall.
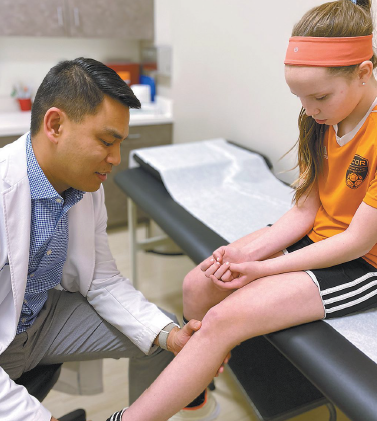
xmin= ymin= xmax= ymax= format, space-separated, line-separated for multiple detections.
xmin=157 ymin=45 xmax=172 ymax=77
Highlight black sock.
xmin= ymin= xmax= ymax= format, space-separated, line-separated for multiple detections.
xmin=186 ymin=390 xmax=206 ymax=408
xmin=182 ymin=315 xmax=207 ymax=408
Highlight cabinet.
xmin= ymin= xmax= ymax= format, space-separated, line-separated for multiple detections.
xmin=0 ymin=0 xmax=153 ymax=39
xmin=0 ymin=123 xmax=173 ymax=228
xmin=0 ymin=0 xmax=66 ymax=37
xmin=66 ymin=0 xmax=153 ymax=39
xmin=0 ymin=135 xmax=20 ymax=148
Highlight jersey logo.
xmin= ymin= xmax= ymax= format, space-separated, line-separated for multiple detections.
xmin=346 ymin=154 xmax=369 ymax=189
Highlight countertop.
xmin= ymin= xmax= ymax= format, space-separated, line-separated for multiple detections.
xmin=0 ymin=96 xmax=173 ymax=137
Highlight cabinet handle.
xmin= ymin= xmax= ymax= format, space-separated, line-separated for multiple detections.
xmin=73 ymin=7 xmax=80 ymax=27
xmin=57 ymin=6 xmax=64 ymax=27
xmin=127 ymin=134 xmax=141 ymax=140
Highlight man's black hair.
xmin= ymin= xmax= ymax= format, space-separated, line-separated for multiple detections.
xmin=30 ymin=57 xmax=141 ymax=136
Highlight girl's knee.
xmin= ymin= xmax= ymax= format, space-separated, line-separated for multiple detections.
xmin=199 ymin=306 xmax=241 ymax=349
xmin=182 ymin=267 xmax=201 ymax=299
xmin=183 ymin=264 xmax=233 ymax=320
xmin=201 ymin=305 xmax=231 ymax=336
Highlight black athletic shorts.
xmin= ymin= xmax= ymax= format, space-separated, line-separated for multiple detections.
xmin=285 ymin=236 xmax=377 ymax=319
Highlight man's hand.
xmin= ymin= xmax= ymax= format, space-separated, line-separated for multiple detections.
xmin=167 ymin=319 xmax=201 ymax=356
xmin=167 ymin=320 xmax=231 ymax=375
xmin=215 ymin=352 xmax=231 ymax=377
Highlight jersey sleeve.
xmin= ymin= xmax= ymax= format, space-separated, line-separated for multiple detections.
xmin=364 ymin=171 xmax=377 ymax=208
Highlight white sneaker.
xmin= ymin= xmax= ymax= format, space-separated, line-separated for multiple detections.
xmin=168 ymin=390 xmax=220 ymax=421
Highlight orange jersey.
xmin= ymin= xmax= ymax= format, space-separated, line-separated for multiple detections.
xmin=308 ymin=101 xmax=377 ymax=267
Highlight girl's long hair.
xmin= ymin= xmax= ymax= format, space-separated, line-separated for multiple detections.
xmin=290 ymin=0 xmax=377 ymax=203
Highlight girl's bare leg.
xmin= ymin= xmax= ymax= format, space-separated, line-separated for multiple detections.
xmin=183 ymin=226 xmax=272 ymax=320
xmin=123 ymin=270 xmax=324 ymax=421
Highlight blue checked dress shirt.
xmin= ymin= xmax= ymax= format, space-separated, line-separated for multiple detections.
xmin=17 ymin=134 xmax=84 ymax=334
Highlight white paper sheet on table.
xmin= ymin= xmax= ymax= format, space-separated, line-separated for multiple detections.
xmin=130 ymin=138 xmax=377 ymax=364
xmin=130 ymin=139 xmax=293 ymax=242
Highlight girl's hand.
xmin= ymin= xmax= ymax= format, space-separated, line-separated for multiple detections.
xmin=210 ymin=262 xmax=260 ymax=290
xmin=206 ymin=261 xmax=238 ymax=283
xmin=200 ymin=256 xmax=221 ymax=275
xmin=200 ymin=246 xmax=247 ymax=278
xmin=213 ymin=245 xmax=248 ymax=265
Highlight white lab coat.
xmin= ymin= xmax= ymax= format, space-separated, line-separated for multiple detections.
xmin=0 ymin=134 xmax=172 ymax=421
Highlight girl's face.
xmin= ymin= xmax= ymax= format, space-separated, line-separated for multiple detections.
xmin=285 ymin=65 xmax=363 ymax=127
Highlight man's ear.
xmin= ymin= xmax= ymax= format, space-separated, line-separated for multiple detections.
xmin=43 ymin=107 xmax=65 ymax=144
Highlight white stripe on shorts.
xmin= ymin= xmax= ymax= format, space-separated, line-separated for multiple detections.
xmin=321 ymin=271 xmax=377 ymax=296
xmin=309 ymin=270 xmax=377 ymax=315
xmin=323 ymin=279 xmax=377 ymax=305
xmin=326 ymin=288 xmax=377 ymax=314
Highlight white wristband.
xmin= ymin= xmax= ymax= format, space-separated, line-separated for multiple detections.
xmin=158 ymin=322 xmax=180 ymax=350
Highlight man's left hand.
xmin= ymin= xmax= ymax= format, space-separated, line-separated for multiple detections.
xmin=167 ymin=319 xmax=201 ymax=356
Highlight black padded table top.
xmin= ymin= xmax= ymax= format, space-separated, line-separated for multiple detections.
xmin=115 ymin=166 xmax=377 ymax=421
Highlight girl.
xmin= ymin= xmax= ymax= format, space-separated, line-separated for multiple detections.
xmin=108 ymin=0 xmax=377 ymax=419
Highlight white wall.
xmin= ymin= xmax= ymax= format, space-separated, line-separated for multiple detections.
xmin=153 ymin=0 xmax=173 ymax=98
xmin=154 ymin=0 xmax=172 ymax=46
xmin=0 ymin=36 xmax=140 ymax=111
xmin=167 ymin=0 xmax=328 ymax=184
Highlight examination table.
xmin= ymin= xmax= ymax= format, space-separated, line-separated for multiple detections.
xmin=114 ymin=149 xmax=377 ymax=421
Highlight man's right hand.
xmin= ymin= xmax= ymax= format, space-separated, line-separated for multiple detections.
xmin=167 ymin=319 xmax=201 ymax=356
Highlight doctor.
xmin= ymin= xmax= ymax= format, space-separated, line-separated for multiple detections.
xmin=0 ymin=57 xmax=201 ymax=421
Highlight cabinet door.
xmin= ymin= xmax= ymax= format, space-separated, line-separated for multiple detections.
xmin=66 ymin=0 xmax=153 ymax=39
xmin=0 ymin=0 xmax=67 ymax=37
xmin=0 ymin=135 xmax=20 ymax=149
xmin=104 ymin=124 xmax=173 ymax=228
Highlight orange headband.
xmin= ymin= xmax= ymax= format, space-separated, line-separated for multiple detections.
xmin=284 ymin=35 xmax=374 ymax=66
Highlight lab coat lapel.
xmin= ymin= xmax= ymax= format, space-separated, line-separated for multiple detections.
xmin=3 ymin=179 xmax=31 ymax=320
xmin=1 ymin=135 xmax=31 ymax=324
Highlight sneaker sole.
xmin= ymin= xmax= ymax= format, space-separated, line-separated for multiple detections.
xmin=200 ymin=402 xmax=221 ymax=421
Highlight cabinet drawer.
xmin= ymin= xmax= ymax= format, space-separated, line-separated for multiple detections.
xmin=0 ymin=135 xmax=20 ymax=149
xmin=121 ymin=124 xmax=173 ymax=165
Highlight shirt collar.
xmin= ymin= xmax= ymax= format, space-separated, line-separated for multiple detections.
xmin=333 ymin=96 xmax=377 ymax=147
